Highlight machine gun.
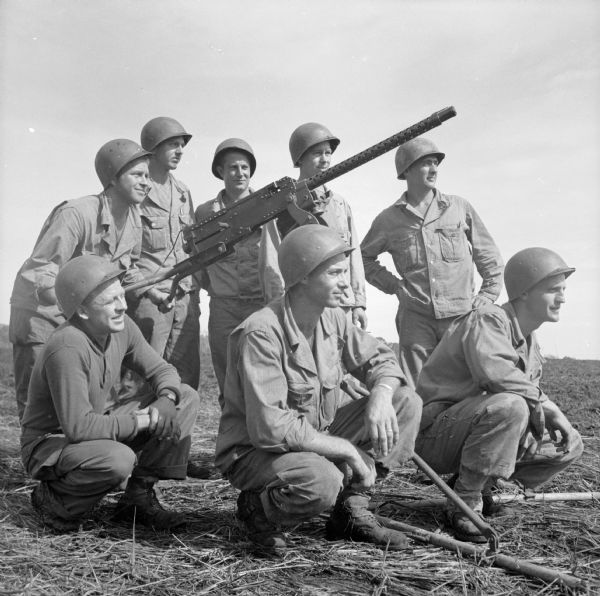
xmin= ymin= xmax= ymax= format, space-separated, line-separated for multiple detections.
xmin=125 ymin=106 xmax=457 ymax=297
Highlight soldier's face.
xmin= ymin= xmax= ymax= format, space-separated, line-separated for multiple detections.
xmin=218 ymin=151 xmax=251 ymax=195
xmin=78 ymin=279 xmax=127 ymax=336
xmin=522 ymin=274 xmax=567 ymax=324
xmin=303 ymin=253 xmax=349 ymax=308
xmin=153 ymin=136 xmax=185 ymax=171
xmin=299 ymin=142 xmax=332 ymax=178
xmin=114 ymin=159 xmax=150 ymax=204
xmin=404 ymin=155 xmax=439 ymax=189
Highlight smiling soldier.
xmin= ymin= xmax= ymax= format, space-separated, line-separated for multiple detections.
xmin=9 ymin=139 xmax=151 ymax=422
xmin=21 ymin=255 xmax=200 ymax=532
xmin=360 ymin=138 xmax=504 ymax=387
xmin=415 ymin=248 xmax=583 ymax=542
xmin=270 ymin=122 xmax=368 ymax=330
xmin=215 ymin=225 xmax=421 ymax=551
xmin=195 ymin=139 xmax=280 ymax=402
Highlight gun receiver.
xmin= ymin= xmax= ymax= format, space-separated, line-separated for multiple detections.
xmin=125 ymin=106 xmax=457 ymax=295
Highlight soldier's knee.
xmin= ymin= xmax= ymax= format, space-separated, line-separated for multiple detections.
xmin=305 ymin=457 xmax=344 ymax=511
xmin=502 ymin=393 xmax=530 ymax=423
xmin=107 ymin=444 xmax=136 ymax=484
xmin=483 ymin=393 xmax=530 ymax=436
xmin=565 ymin=429 xmax=584 ymax=462
xmin=179 ymin=384 xmax=200 ymax=413
xmin=393 ymin=385 xmax=423 ymax=420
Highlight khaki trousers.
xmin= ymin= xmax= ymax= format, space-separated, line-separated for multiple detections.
xmin=226 ymin=386 xmax=422 ymax=525
xmin=24 ymin=385 xmax=200 ymax=519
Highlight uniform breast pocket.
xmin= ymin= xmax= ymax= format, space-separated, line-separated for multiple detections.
xmin=437 ymin=226 xmax=467 ymax=262
xmin=287 ymin=383 xmax=316 ymax=418
xmin=320 ymin=365 xmax=343 ymax=426
xmin=393 ymin=233 xmax=419 ymax=272
xmin=141 ymin=215 xmax=168 ymax=251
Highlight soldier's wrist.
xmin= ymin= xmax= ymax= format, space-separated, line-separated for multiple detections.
xmin=158 ymin=390 xmax=179 ymax=406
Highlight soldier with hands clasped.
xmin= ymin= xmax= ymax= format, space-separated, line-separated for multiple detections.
xmin=21 ymin=256 xmax=200 ymax=532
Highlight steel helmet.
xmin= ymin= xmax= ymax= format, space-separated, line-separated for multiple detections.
xmin=278 ymin=224 xmax=353 ymax=290
xmin=55 ymin=255 xmax=123 ymax=319
xmin=394 ymin=137 xmax=445 ymax=180
xmin=211 ymin=138 xmax=256 ymax=179
xmin=504 ymin=247 xmax=575 ymax=301
xmin=289 ymin=122 xmax=340 ymax=167
xmin=95 ymin=139 xmax=151 ymax=189
xmin=140 ymin=117 xmax=192 ymax=152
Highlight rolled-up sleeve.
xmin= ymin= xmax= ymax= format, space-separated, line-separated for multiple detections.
xmin=342 ymin=319 xmax=406 ymax=388
xmin=239 ymin=330 xmax=319 ymax=451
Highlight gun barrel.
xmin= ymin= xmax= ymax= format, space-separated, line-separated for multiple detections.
xmin=305 ymin=106 xmax=457 ymax=191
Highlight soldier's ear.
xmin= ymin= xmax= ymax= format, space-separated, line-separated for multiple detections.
xmin=76 ymin=305 xmax=90 ymax=320
xmin=216 ymin=165 xmax=225 ymax=179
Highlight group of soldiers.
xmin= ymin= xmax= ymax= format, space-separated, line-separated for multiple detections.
xmin=10 ymin=116 xmax=583 ymax=550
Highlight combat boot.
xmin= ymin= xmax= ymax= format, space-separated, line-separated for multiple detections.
xmin=186 ymin=460 xmax=211 ymax=479
xmin=446 ymin=510 xmax=487 ymax=543
xmin=30 ymin=481 xmax=81 ymax=533
xmin=113 ymin=478 xmax=186 ymax=531
xmin=326 ymin=489 xmax=409 ymax=549
xmin=236 ymin=490 xmax=286 ymax=551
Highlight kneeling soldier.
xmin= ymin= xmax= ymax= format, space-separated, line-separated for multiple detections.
xmin=21 ymin=255 xmax=200 ymax=532
xmin=215 ymin=225 xmax=422 ymax=550
xmin=416 ymin=247 xmax=583 ymax=542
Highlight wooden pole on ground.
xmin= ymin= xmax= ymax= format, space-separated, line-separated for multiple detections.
xmin=376 ymin=515 xmax=585 ymax=590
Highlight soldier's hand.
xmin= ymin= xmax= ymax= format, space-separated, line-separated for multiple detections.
xmin=349 ymin=447 xmax=376 ymax=490
xmin=352 ymin=307 xmax=368 ymax=330
xmin=146 ymin=288 xmax=172 ymax=309
xmin=542 ymin=400 xmax=576 ymax=454
xmin=150 ymin=396 xmax=181 ymax=443
xmin=364 ymin=388 xmax=399 ymax=457
xmin=517 ymin=431 xmax=539 ymax=460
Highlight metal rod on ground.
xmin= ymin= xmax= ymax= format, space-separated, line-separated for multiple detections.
xmin=389 ymin=491 xmax=600 ymax=510
xmin=376 ymin=515 xmax=585 ymax=590
xmin=411 ymin=453 xmax=499 ymax=551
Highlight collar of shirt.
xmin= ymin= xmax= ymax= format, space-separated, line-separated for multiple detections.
xmin=394 ymin=189 xmax=450 ymax=213
xmin=145 ymin=174 xmax=188 ymax=211
xmin=280 ymin=294 xmax=336 ymax=375
xmin=501 ymin=301 xmax=528 ymax=349
xmin=214 ymin=187 xmax=255 ymax=210
xmin=99 ymin=192 xmax=141 ymax=256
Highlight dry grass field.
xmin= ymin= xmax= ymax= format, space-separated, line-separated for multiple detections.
xmin=0 ymin=324 xmax=598 ymax=595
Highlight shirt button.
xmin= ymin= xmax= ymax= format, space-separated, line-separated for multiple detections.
xmin=430 ymin=260 xmax=434 ymax=264
xmin=432 ymin=278 xmax=436 ymax=282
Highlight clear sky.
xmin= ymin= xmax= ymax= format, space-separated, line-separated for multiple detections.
xmin=1 ymin=0 xmax=599 ymax=358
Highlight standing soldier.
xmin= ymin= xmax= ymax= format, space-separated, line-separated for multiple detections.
xmin=361 ymin=138 xmax=503 ymax=387
xmin=416 ymin=248 xmax=583 ymax=542
xmin=127 ymin=117 xmax=200 ymax=392
xmin=195 ymin=139 xmax=280 ymax=402
xmin=215 ymin=225 xmax=421 ymax=551
xmin=126 ymin=117 xmax=205 ymax=479
xmin=22 ymin=255 xmax=200 ymax=532
xmin=9 ymin=139 xmax=151 ymax=421
xmin=279 ymin=122 xmax=368 ymax=329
